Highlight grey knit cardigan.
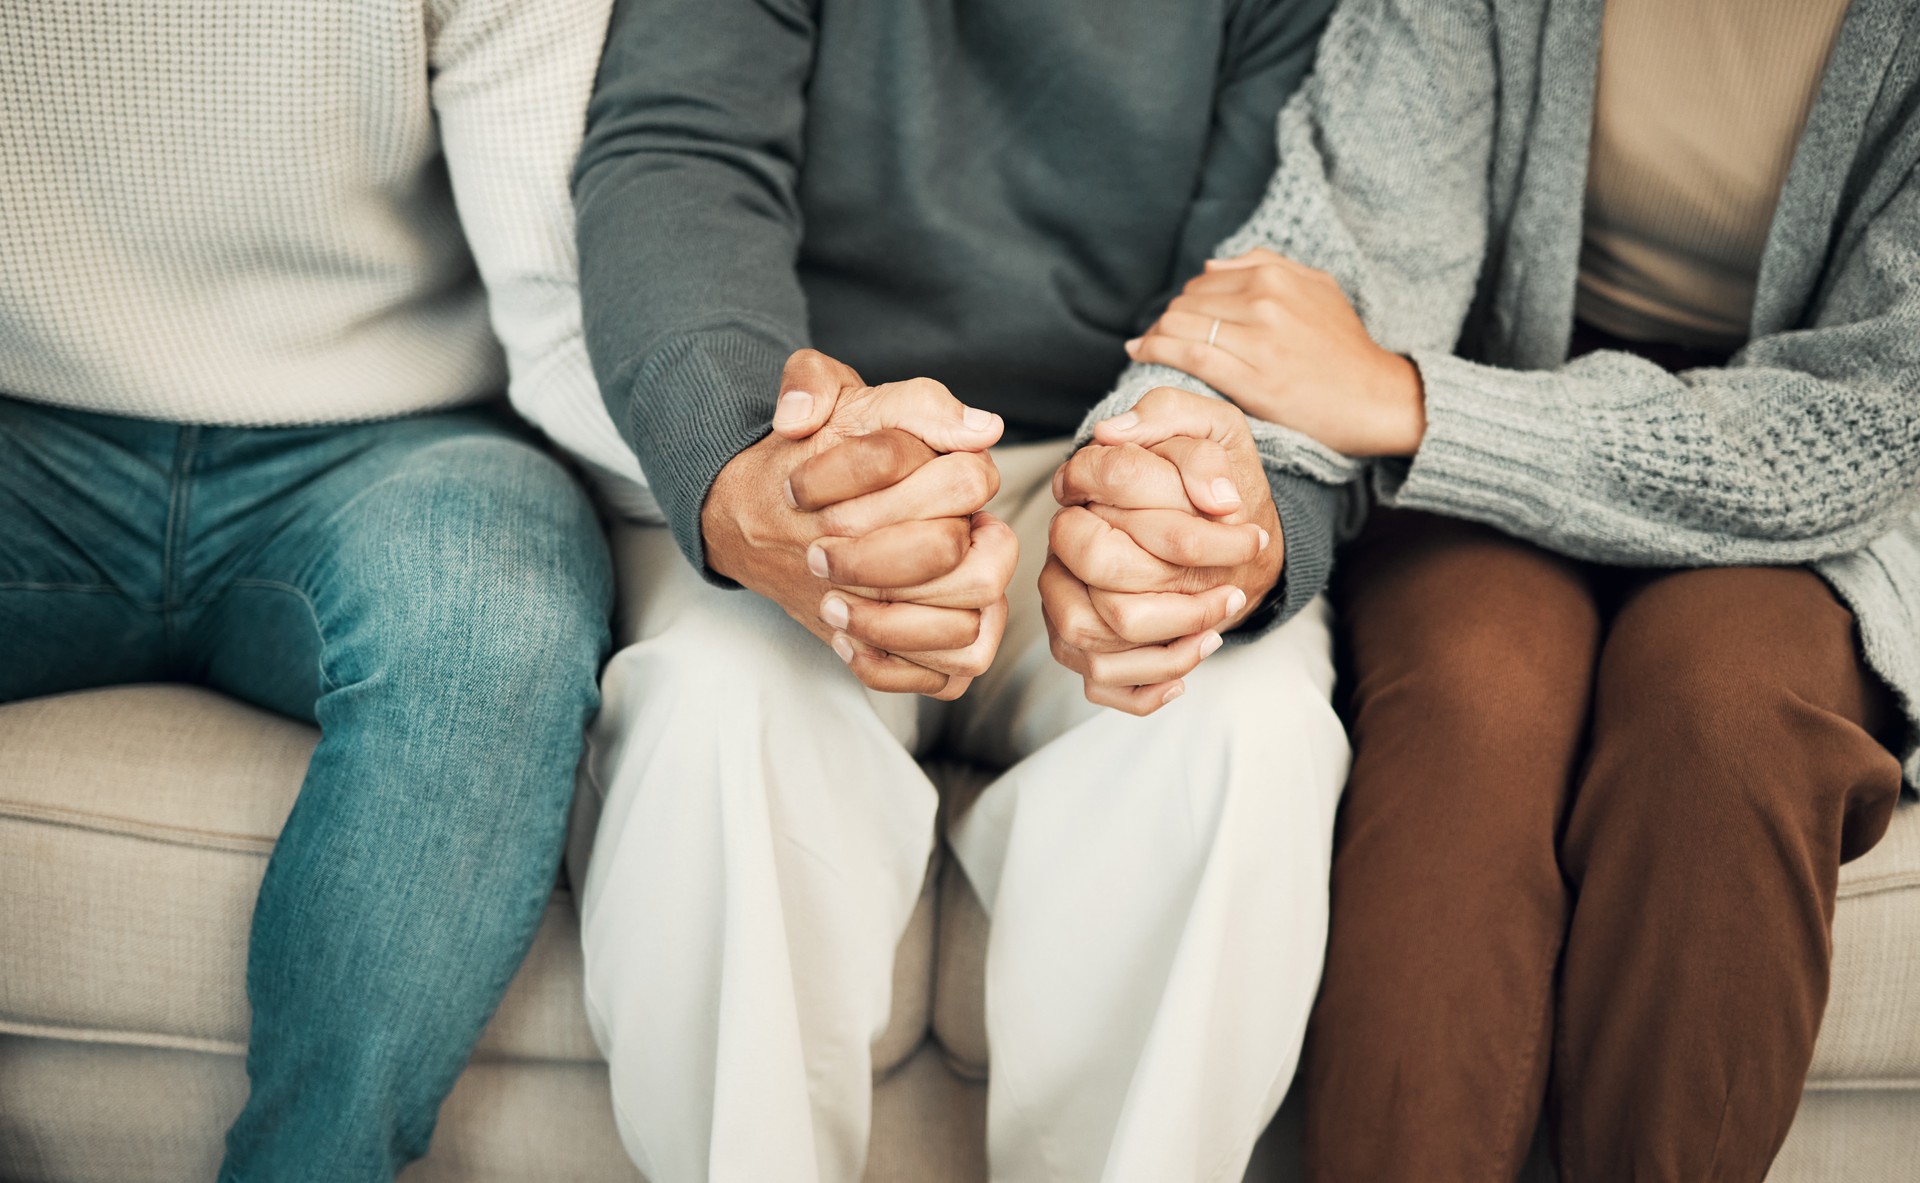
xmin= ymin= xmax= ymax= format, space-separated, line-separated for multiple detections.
xmin=1085 ymin=0 xmax=1920 ymax=779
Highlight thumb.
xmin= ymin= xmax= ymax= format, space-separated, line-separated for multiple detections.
xmin=1151 ymin=436 xmax=1245 ymax=517
xmin=771 ymin=349 xmax=857 ymax=439
xmin=1091 ymin=386 xmax=1245 ymax=451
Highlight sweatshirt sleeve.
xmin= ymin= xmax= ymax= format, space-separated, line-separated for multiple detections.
xmin=572 ymin=0 xmax=816 ymax=571
xmin=1384 ymin=166 xmax=1920 ymax=567
xmin=427 ymin=0 xmax=662 ymax=521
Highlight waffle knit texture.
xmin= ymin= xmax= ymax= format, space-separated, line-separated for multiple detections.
xmin=1087 ymin=0 xmax=1920 ymax=780
xmin=0 ymin=0 xmax=656 ymax=520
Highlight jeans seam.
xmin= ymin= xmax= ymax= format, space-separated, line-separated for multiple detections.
xmin=160 ymin=426 xmax=200 ymax=657
xmin=0 ymin=581 xmax=146 ymax=602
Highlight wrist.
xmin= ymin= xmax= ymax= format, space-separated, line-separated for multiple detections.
xmin=701 ymin=448 xmax=765 ymax=585
xmin=1368 ymin=351 xmax=1426 ymax=457
xmin=1224 ymin=504 xmax=1285 ymax=630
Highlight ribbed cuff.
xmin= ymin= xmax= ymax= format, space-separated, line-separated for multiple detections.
xmin=1386 ymin=350 xmax=1583 ymax=540
xmin=621 ymin=326 xmax=797 ymax=581
xmin=1226 ymin=469 xmax=1341 ymax=643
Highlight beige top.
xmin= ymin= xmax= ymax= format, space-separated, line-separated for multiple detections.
xmin=0 ymin=0 xmax=657 ymax=519
xmin=1576 ymin=0 xmax=1852 ymax=349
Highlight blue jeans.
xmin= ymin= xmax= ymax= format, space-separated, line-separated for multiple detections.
xmin=0 ymin=396 xmax=614 ymax=1180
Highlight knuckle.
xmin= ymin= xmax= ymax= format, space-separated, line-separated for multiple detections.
xmin=950 ymin=458 xmax=992 ymax=507
xmin=1101 ymin=447 xmax=1144 ymax=490
xmin=1060 ymin=612 xmax=1106 ymax=652
xmin=937 ymin=523 xmax=970 ymax=570
xmin=1251 ymin=297 xmax=1284 ymax=323
xmin=1105 ymin=599 xmax=1150 ymax=643
xmin=1160 ymin=527 xmax=1204 ymax=568
xmin=1173 ymin=566 xmax=1217 ymax=596
xmin=814 ymin=503 xmax=854 ymax=536
xmin=904 ymin=376 xmax=952 ymax=405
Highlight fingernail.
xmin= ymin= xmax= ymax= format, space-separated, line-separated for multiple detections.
xmin=774 ymin=390 xmax=813 ymax=425
xmin=807 ymin=544 xmax=830 ymax=578
xmin=1226 ymin=587 xmax=1248 ymax=616
xmin=1257 ymin=528 xmax=1271 ymax=552
xmin=1123 ymin=337 xmax=1142 ymax=352
xmin=831 ymin=634 xmax=855 ymax=664
xmin=783 ymin=477 xmax=798 ymax=508
xmin=1210 ymin=477 xmax=1241 ymax=506
xmin=1199 ymin=631 xmax=1224 ymax=658
xmin=1106 ymin=411 xmax=1140 ymax=432
xmin=1161 ymin=683 xmax=1186 ymax=705
xmin=963 ymin=406 xmax=995 ymax=432
xmin=820 ymin=594 xmax=850 ymax=630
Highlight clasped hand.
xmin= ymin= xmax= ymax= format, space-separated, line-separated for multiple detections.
xmin=1040 ymin=388 xmax=1284 ymax=716
xmin=702 ymin=350 xmax=1017 ymax=700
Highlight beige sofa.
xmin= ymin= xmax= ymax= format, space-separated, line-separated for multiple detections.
xmin=1 ymin=684 xmax=1915 ymax=1181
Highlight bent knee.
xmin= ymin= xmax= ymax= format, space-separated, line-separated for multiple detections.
xmin=1595 ymin=568 xmax=1855 ymax=758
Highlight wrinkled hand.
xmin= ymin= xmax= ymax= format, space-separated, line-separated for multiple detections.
xmin=1041 ymin=388 xmax=1282 ymax=715
xmin=1124 ymin=247 xmax=1425 ymax=457
xmin=703 ymin=350 xmax=1017 ymax=699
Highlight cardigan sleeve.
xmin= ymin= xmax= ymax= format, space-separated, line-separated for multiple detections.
xmin=1211 ymin=0 xmax=1499 ymax=357
xmin=1384 ymin=163 xmax=1920 ymax=567
xmin=1079 ymin=0 xmax=1506 ymax=465
xmin=1071 ymin=0 xmax=1500 ymax=634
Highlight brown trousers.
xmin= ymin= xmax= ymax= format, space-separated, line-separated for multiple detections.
xmin=1300 ymin=509 xmax=1905 ymax=1183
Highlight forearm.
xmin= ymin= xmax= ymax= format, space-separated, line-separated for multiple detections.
xmin=1388 ymin=344 xmax=1920 ymax=567
xmin=573 ymin=0 xmax=816 ymax=569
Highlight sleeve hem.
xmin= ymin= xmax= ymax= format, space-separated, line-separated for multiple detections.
xmin=1384 ymin=350 xmax=1583 ymax=540
xmin=619 ymin=326 xmax=798 ymax=580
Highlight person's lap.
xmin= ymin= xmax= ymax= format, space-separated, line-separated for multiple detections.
xmin=577 ymin=438 xmax=1350 ymax=1182
xmin=0 ymin=394 xmax=614 ymax=1181
xmin=1307 ymin=508 xmax=1903 ymax=1181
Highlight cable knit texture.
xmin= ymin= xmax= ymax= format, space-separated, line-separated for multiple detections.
xmin=0 ymin=0 xmax=656 ymax=519
xmin=1085 ymin=0 xmax=1920 ymax=780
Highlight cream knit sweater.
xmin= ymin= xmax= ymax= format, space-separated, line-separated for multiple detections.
xmin=0 ymin=0 xmax=655 ymax=518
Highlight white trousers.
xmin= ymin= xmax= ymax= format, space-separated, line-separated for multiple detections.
xmin=572 ymin=441 xmax=1350 ymax=1183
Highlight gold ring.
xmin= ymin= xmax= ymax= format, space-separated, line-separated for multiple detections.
xmin=1207 ymin=318 xmax=1221 ymax=348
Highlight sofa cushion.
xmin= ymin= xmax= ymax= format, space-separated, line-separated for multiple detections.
xmin=931 ymin=794 xmax=1920 ymax=1085
xmin=1810 ymin=805 xmax=1920 ymax=1086
xmin=0 ymin=685 xmax=934 ymax=1075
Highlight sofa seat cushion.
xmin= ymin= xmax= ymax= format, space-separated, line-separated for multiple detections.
xmin=932 ymin=796 xmax=1920 ymax=1086
xmin=1810 ymin=805 xmax=1920 ymax=1086
xmin=0 ymin=685 xmax=934 ymax=1075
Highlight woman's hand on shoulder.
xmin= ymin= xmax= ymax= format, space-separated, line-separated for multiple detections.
xmin=1124 ymin=248 xmax=1426 ymax=458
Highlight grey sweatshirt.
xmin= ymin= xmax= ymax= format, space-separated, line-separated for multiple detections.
xmin=1088 ymin=0 xmax=1920 ymax=778
xmin=573 ymin=0 xmax=1339 ymax=628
